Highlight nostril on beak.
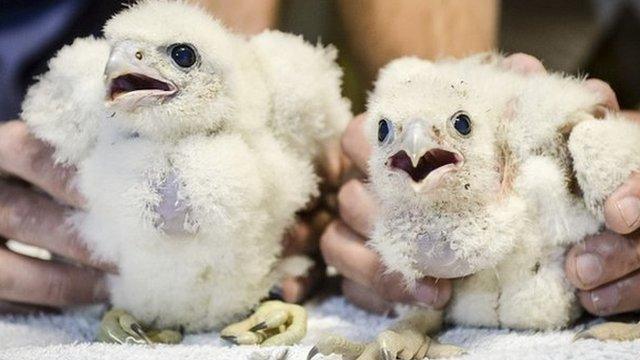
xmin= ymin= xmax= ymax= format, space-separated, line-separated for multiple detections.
xmin=135 ymin=51 xmax=143 ymax=60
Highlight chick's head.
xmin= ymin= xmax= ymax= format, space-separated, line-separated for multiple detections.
xmin=102 ymin=1 xmax=237 ymax=139
xmin=368 ymin=58 xmax=508 ymax=278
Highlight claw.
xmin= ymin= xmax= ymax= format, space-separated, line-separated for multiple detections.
xmin=277 ymin=348 xmax=290 ymax=360
xmin=250 ymin=321 xmax=268 ymax=332
xmin=380 ymin=345 xmax=393 ymax=360
xmin=306 ymin=346 xmax=319 ymax=360
xmin=130 ymin=322 xmax=153 ymax=345
xmin=221 ymin=335 xmax=238 ymax=344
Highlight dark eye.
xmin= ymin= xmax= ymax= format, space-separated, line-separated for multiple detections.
xmin=169 ymin=43 xmax=197 ymax=68
xmin=451 ymin=112 xmax=472 ymax=136
xmin=378 ymin=119 xmax=394 ymax=144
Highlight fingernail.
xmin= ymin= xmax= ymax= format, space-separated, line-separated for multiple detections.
xmin=590 ymin=286 xmax=620 ymax=315
xmin=576 ymin=253 xmax=602 ymax=287
xmin=413 ymin=283 xmax=439 ymax=307
xmin=616 ymin=197 xmax=640 ymax=229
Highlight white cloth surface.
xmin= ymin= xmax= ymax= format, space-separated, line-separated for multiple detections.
xmin=1 ymin=296 xmax=639 ymax=359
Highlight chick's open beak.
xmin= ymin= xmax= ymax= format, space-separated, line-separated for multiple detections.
xmin=388 ymin=119 xmax=463 ymax=191
xmin=105 ymin=41 xmax=177 ymax=107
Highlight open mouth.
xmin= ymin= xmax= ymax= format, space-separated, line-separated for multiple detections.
xmin=389 ymin=148 xmax=461 ymax=183
xmin=108 ymin=73 xmax=176 ymax=101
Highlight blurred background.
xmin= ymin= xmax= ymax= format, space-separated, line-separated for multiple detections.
xmin=280 ymin=0 xmax=639 ymax=111
xmin=0 ymin=0 xmax=638 ymax=120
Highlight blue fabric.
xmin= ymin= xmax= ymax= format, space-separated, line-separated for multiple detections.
xmin=0 ymin=0 xmax=86 ymax=121
xmin=0 ymin=0 xmax=127 ymax=121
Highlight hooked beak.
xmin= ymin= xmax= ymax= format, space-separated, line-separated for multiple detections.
xmin=104 ymin=41 xmax=177 ymax=108
xmin=388 ymin=119 xmax=464 ymax=191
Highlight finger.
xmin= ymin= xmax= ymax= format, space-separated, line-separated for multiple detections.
xmin=342 ymin=278 xmax=393 ymax=315
xmin=501 ymin=53 xmax=546 ymax=75
xmin=565 ymin=231 xmax=640 ymax=290
xmin=603 ymin=171 xmax=640 ymax=234
xmin=0 ymin=301 xmax=56 ymax=315
xmin=320 ymin=220 xmax=451 ymax=308
xmin=0 ymin=247 xmax=107 ymax=307
xmin=318 ymin=138 xmax=346 ymax=189
xmin=282 ymin=210 xmax=332 ymax=256
xmin=320 ymin=220 xmax=375 ymax=285
xmin=341 ymin=114 xmax=372 ymax=174
xmin=578 ymin=269 xmax=640 ymax=316
xmin=621 ymin=110 xmax=640 ymax=123
xmin=0 ymin=121 xmax=84 ymax=207
xmin=279 ymin=261 xmax=324 ymax=303
xmin=337 ymin=179 xmax=377 ymax=236
xmin=282 ymin=222 xmax=314 ymax=256
xmin=0 ymin=180 xmax=115 ymax=272
xmin=584 ymin=78 xmax=620 ymax=112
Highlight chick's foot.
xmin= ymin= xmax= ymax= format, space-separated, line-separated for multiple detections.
xmin=575 ymin=321 xmax=640 ymax=341
xmin=221 ymin=300 xmax=307 ymax=346
xmin=97 ymin=308 xmax=183 ymax=345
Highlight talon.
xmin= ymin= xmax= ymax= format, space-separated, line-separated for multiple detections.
xmin=306 ymin=346 xmax=319 ymax=360
xmin=118 ymin=313 xmax=153 ymax=345
xmin=221 ymin=335 xmax=238 ymax=344
xmin=277 ymin=348 xmax=290 ymax=360
xmin=380 ymin=345 xmax=393 ymax=360
xmin=129 ymin=322 xmax=153 ymax=345
xmin=250 ymin=321 xmax=268 ymax=332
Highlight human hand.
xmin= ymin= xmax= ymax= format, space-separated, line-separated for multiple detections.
xmin=499 ymin=53 xmax=640 ymax=317
xmin=564 ymin=107 xmax=640 ymax=316
xmin=0 ymin=121 xmax=114 ymax=313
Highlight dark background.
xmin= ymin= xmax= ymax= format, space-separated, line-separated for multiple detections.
xmin=0 ymin=0 xmax=638 ymax=119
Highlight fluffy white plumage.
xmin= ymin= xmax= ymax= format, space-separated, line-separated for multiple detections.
xmin=22 ymin=0 xmax=350 ymax=332
xmin=366 ymin=53 xmax=640 ymax=330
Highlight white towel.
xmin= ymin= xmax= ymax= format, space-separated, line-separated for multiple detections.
xmin=2 ymin=296 xmax=639 ymax=359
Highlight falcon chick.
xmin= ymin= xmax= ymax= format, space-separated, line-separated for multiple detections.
xmin=316 ymin=54 xmax=640 ymax=359
xmin=21 ymin=0 xmax=350 ymax=346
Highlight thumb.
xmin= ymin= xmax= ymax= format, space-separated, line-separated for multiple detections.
xmin=604 ymin=172 xmax=640 ymax=234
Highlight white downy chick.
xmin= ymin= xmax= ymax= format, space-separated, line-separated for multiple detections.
xmin=366 ymin=53 xmax=640 ymax=331
xmin=21 ymin=0 xmax=350 ymax=339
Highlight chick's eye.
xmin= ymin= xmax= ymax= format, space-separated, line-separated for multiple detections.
xmin=378 ymin=119 xmax=394 ymax=144
xmin=452 ymin=112 xmax=472 ymax=136
xmin=169 ymin=44 xmax=197 ymax=68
